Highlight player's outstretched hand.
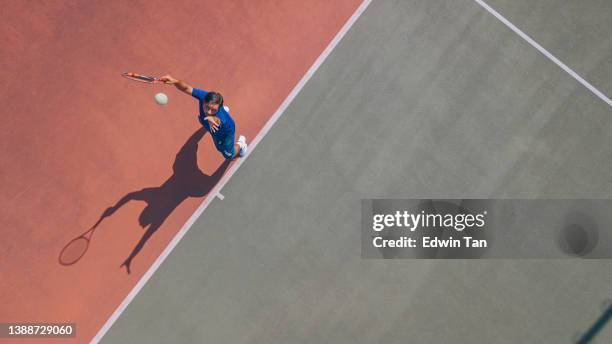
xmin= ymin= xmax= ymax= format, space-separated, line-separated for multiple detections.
xmin=160 ymin=74 xmax=178 ymax=84
xmin=205 ymin=116 xmax=220 ymax=132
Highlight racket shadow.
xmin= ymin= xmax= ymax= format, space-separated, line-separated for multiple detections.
xmin=59 ymin=127 xmax=231 ymax=273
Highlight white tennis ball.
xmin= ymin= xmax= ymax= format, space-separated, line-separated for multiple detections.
xmin=154 ymin=93 xmax=168 ymax=105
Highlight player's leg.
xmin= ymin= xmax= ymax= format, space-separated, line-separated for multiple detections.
xmin=235 ymin=135 xmax=247 ymax=158
xmin=233 ymin=143 xmax=240 ymax=158
xmin=215 ymin=133 xmax=247 ymax=160
xmin=221 ymin=106 xmax=246 ymax=159
xmin=214 ymin=134 xmax=237 ymax=160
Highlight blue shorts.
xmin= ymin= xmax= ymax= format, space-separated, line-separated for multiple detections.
xmin=213 ymin=133 xmax=235 ymax=160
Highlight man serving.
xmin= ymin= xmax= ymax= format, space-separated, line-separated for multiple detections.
xmin=160 ymin=74 xmax=247 ymax=160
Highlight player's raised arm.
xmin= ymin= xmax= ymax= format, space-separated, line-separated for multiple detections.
xmin=160 ymin=74 xmax=193 ymax=95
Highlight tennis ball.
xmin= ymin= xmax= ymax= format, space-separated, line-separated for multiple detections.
xmin=154 ymin=93 xmax=168 ymax=105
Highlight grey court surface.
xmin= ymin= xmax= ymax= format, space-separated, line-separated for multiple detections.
xmin=102 ymin=0 xmax=612 ymax=343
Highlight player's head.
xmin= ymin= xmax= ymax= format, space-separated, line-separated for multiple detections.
xmin=203 ymin=91 xmax=224 ymax=115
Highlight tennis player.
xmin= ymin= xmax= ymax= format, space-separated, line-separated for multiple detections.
xmin=160 ymin=74 xmax=247 ymax=160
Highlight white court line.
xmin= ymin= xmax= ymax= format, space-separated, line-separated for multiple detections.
xmin=90 ymin=0 xmax=372 ymax=342
xmin=474 ymin=0 xmax=612 ymax=107
xmin=216 ymin=193 xmax=225 ymax=200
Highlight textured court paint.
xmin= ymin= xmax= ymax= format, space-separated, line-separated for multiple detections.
xmin=473 ymin=0 xmax=611 ymax=106
xmin=483 ymin=0 xmax=612 ymax=97
xmin=0 ymin=1 xmax=362 ymax=343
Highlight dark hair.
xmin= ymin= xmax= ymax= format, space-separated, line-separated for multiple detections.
xmin=204 ymin=91 xmax=223 ymax=107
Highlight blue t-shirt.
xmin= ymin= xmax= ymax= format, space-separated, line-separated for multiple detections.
xmin=192 ymin=88 xmax=235 ymax=140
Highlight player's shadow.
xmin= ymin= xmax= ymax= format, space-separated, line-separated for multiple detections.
xmin=97 ymin=127 xmax=230 ymax=274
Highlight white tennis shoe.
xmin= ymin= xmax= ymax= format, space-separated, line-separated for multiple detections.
xmin=237 ymin=135 xmax=247 ymax=157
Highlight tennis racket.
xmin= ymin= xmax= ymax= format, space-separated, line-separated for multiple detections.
xmin=121 ymin=72 xmax=166 ymax=84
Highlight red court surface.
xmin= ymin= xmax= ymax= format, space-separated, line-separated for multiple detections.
xmin=0 ymin=1 xmax=361 ymax=342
